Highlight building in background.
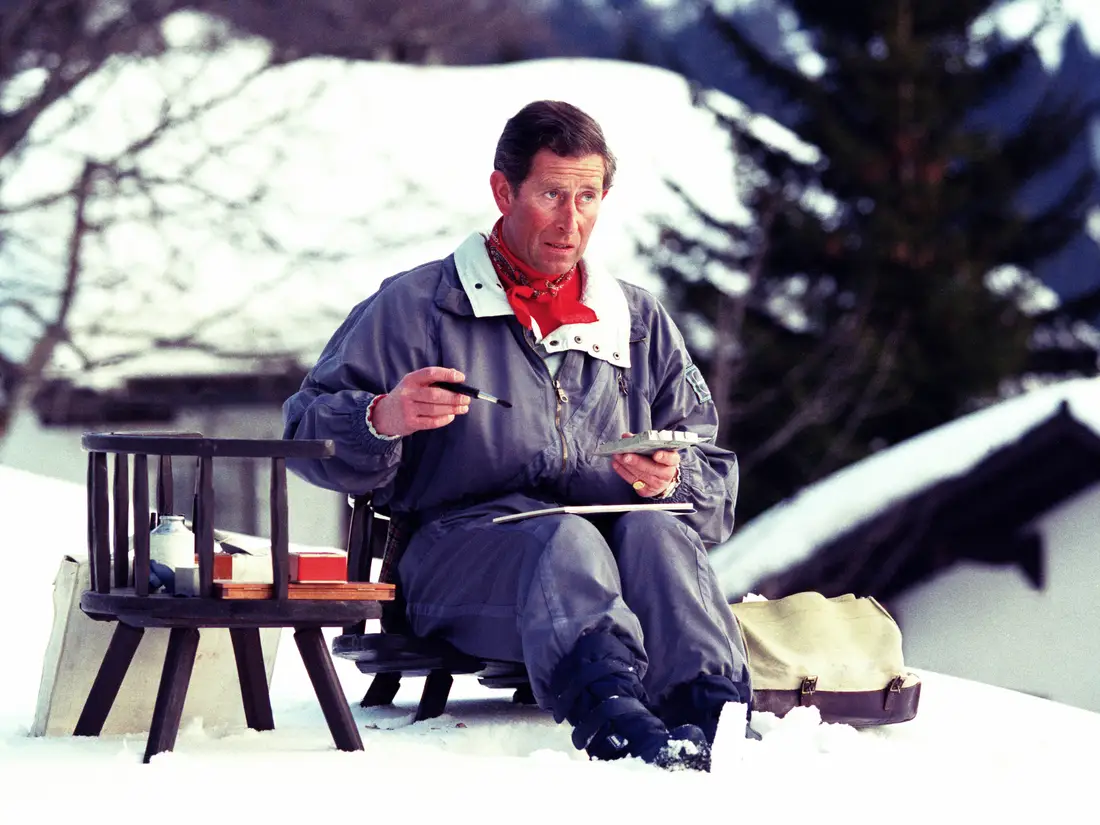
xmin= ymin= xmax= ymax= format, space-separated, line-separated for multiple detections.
xmin=4 ymin=366 xmax=347 ymax=549
xmin=711 ymin=379 xmax=1100 ymax=711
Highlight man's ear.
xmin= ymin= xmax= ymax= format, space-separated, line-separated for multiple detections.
xmin=602 ymin=188 xmax=610 ymax=200
xmin=490 ymin=170 xmax=514 ymax=216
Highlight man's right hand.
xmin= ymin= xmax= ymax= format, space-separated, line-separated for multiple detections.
xmin=370 ymin=367 xmax=471 ymax=437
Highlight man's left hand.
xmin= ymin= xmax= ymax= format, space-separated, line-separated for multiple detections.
xmin=611 ymin=432 xmax=680 ymax=498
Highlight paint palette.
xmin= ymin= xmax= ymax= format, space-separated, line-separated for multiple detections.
xmin=593 ymin=430 xmax=701 ymax=456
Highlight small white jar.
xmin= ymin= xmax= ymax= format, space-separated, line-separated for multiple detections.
xmin=149 ymin=515 xmax=195 ymax=570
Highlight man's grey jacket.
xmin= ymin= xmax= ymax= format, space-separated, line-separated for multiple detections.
xmin=282 ymin=233 xmax=739 ymax=545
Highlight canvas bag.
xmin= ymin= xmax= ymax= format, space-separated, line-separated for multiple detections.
xmin=729 ymin=591 xmax=921 ymax=727
xmin=32 ymin=555 xmax=281 ymax=736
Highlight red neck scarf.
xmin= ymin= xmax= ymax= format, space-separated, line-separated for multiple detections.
xmin=485 ymin=218 xmax=597 ymax=337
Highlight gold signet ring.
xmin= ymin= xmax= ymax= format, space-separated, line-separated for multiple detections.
xmin=632 ymin=480 xmax=646 ymax=491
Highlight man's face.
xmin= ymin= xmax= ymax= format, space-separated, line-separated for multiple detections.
xmin=490 ymin=149 xmax=606 ymax=275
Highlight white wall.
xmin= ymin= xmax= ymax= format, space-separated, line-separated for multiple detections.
xmin=0 ymin=405 xmax=345 ymax=549
xmin=892 ymin=482 xmax=1100 ymax=711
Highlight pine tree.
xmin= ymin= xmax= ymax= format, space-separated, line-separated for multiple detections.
xmin=652 ymin=0 xmax=1099 ymax=520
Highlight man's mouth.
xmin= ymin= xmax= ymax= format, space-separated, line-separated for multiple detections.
xmin=546 ymin=242 xmax=573 ymax=250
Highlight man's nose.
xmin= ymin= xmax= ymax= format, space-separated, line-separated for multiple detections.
xmin=557 ymin=200 xmax=579 ymax=233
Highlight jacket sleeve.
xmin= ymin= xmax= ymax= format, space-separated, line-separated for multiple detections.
xmin=282 ymin=275 xmax=438 ymax=495
xmin=646 ymin=302 xmax=739 ymax=549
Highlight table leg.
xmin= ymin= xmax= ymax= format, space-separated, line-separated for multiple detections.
xmin=230 ymin=627 xmax=275 ymax=731
xmin=75 ymin=622 xmax=145 ymax=736
xmin=144 ymin=626 xmax=199 ymax=764
xmin=294 ymin=627 xmax=363 ymax=752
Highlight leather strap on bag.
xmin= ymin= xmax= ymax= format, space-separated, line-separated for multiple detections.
xmin=799 ymin=676 xmax=818 ymax=707
xmin=883 ymin=675 xmax=906 ymax=712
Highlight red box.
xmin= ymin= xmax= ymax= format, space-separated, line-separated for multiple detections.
xmin=213 ymin=554 xmax=233 ymax=581
xmin=288 ymin=552 xmax=347 ymax=583
xmin=209 ymin=553 xmax=272 ymax=583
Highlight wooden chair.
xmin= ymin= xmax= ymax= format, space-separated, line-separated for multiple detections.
xmin=75 ymin=433 xmax=393 ymax=763
xmin=333 ymin=495 xmax=533 ymax=721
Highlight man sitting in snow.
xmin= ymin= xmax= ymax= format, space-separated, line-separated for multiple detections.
xmin=283 ymin=100 xmax=750 ymax=770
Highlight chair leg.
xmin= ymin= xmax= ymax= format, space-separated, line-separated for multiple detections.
xmin=513 ymin=683 xmax=537 ymax=706
xmin=414 ymin=669 xmax=453 ymax=722
xmin=361 ymin=671 xmax=402 ymax=708
xmin=74 ymin=622 xmax=145 ymax=736
xmin=294 ymin=627 xmax=363 ymax=752
xmin=230 ymin=627 xmax=274 ymax=731
xmin=342 ymin=619 xmax=367 ymax=637
xmin=144 ymin=626 xmax=200 ymax=764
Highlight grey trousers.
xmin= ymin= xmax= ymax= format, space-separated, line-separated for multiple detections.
xmin=398 ymin=504 xmax=748 ymax=709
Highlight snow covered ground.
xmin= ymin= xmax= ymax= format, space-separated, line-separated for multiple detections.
xmin=2 ymin=463 xmax=1098 ymax=823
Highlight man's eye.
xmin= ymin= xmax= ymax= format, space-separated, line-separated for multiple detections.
xmin=580 ymin=192 xmax=597 ymax=203
xmin=545 ymin=190 xmax=559 ymax=199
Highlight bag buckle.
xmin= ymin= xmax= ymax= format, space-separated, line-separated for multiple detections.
xmin=799 ymin=676 xmax=818 ymax=706
xmin=884 ymin=675 xmax=905 ymax=711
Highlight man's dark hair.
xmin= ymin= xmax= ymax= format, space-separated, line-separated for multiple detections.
xmin=494 ymin=101 xmax=617 ymax=192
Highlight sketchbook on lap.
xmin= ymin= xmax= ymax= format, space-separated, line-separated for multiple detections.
xmin=492 ymin=502 xmax=695 ymax=524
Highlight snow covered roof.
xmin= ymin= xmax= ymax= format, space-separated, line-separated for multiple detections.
xmin=710 ymin=377 xmax=1100 ymax=599
xmin=3 ymin=51 xmax=778 ymax=389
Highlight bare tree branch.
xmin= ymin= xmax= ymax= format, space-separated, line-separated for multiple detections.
xmin=736 ymin=306 xmax=873 ymax=472
xmin=0 ymin=187 xmax=77 ymax=216
xmin=1 ymin=3 xmax=155 ymax=158
xmin=0 ymin=296 xmax=52 ymax=325
xmin=1 ymin=2 xmax=527 ymax=447
xmin=0 ymin=158 xmax=93 ymax=438
xmin=710 ymin=192 xmax=780 ymax=436
xmin=813 ymin=316 xmax=908 ymax=477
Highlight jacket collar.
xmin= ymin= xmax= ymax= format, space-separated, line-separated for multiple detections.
xmin=451 ymin=231 xmax=632 ymax=368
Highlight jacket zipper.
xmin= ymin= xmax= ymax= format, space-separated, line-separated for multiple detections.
xmin=525 ymin=332 xmax=569 ymax=471
xmin=617 ymin=370 xmax=629 ymax=396
xmin=553 ymin=378 xmax=568 ymax=471
xmin=553 ymin=379 xmax=569 ymax=404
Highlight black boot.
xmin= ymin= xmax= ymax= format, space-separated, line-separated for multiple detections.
xmin=657 ymin=669 xmax=754 ymax=746
xmin=550 ymin=632 xmax=710 ymax=771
